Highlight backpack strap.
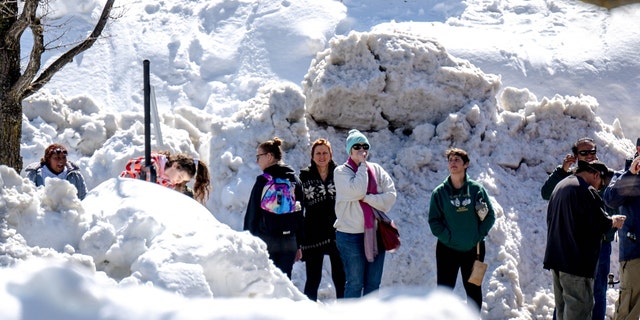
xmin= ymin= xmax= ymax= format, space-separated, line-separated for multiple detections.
xmin=260 ymin=173 xmax=273 ymax=199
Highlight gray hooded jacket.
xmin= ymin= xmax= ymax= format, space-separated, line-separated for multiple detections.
xmin=24 ymin=161 xmax=88 ymax=200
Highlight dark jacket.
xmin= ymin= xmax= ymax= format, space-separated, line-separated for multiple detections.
xmin=299 ymin=160 xmax=337 ymax=252
xmin=603 ymin=171 xmax=640 ymax=262
xmin=243 ymin=163 xmax=304 ymax=248
xmin=542 ymin=166 xmax=617 ymax=242
xmin=543 ymin=175 xmax=613 ymax=278
xmin=428 ymin=174 xmax=496 ymax=252
xmin=24 ymin=161 xmax=88 ymax=200
xmin=541 ymin=166 xmax=571 ymax=200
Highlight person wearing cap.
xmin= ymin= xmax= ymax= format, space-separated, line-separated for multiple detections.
xmin=603 ymin=154 xmax=640 ymax=320
xmin=428 ymin=148 xmax=496 ymax=311
xmin=333 ymin=129 xmax=397 ymax=298
xmin=544 ymin=160 xmax=626 ymax=320
xmin=541 ymin=137 xmax=618 ymax=320
xmin=24 ymin=143 xmax=88 ymax=200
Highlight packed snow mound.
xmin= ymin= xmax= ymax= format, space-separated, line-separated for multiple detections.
xmin=302 ymin=30 xmax=501 ymax=131
xmin=79 ymin=177 xmax=306 ymax=299
xmin=0 ymin=168 xmax=306 ymax=300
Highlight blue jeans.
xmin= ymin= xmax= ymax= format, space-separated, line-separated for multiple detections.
xmin=593 ymin=241 xmax=611 ymax=320
xmin=335 ymin=231 xmax=385 ymax=298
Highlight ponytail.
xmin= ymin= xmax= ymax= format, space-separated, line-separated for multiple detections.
xmin=193 ymin=160 xmax=211 ymax=204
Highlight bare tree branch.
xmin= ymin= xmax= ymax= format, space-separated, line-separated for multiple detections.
xmin=4 ymin=0 xmax=37 ymax=50
xmin=22 ymin=0 xmax=116 ymax=99
xmin=0 ymin=1 xmax=19 ymax=19
xmin=12 ymin=3 xmax=43 ymax=95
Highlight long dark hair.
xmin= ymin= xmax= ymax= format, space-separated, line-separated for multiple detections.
xmin=158 ymin=151 xmax=211 ymax=204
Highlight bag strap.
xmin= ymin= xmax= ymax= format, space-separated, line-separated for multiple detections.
xmin=476 ymin=243 xmax=481 ymax=260
xmin=260 ymin=173 xmax=273 ymax=199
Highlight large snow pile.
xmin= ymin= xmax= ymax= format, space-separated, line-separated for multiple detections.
xmin=6 ymin=1 xmax=633 ymax=319
xmin=303 ymin=31 xmax=500 ymax=131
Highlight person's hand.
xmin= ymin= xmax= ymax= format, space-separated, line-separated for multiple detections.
xmin=562 ymin=154 xmax=576 ymax=172
xmin=295 ymin=249 xmax=302 ymax=262
xmin=356 ymin=150 xmax=368 ymax=165
xmin=612 ymin=214 xmax=626 ymax=229
xmin=630 ymin=156 xmax=640 ymax=175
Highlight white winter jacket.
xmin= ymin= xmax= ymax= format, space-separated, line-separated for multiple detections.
xmin=333 ymin=161 xmax=397 ymax=234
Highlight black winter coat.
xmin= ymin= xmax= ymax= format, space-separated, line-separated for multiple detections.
xmin=243 ymin=163 xmax=304 ymax=247
xmin=543 ymin=175 xmax=613 ymax=278
xmin=299 ymin=161 xmax=337 ymax=251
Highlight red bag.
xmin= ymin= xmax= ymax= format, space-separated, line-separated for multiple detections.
xmin=373 ymin=208 xmax=401 ymax=252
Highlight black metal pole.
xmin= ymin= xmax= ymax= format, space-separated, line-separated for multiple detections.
xmin=143 ymin=60 xmax=156 ymax=183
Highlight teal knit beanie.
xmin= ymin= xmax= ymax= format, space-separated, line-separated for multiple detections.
xmin=345 ymin=129 xmax=370 ymax=156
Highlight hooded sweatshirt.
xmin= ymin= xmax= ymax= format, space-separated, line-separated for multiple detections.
xmin=428 ymin=174 xmax=495 ymax=252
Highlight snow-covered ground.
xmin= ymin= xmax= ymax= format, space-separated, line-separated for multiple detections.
xmin=3 ymin=0 xmax=640 ymax=319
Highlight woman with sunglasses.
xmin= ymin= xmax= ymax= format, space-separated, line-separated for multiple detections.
xmin=24 ymin=143 xmax=88 ymax=200
xmin=120 ymin=151 xmax=211 ymax=204
xmin=333 ymin=129 xmax=397 ymax=298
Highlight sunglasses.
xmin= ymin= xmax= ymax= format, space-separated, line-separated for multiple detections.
xmin=52 ymin=148 xmax=68 ymax=155
xmin=578 ymin=149 xmax=597 ymax=156
xmin=352 ymin=144 xmax=369 ymax=150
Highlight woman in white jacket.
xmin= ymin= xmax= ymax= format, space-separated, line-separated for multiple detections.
xmin=334 ymin=129 xmax=397 ymax=298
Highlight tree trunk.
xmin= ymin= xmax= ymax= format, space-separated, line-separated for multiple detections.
xmin=0 ymin=0 xmax=23 ymax=172
xmin=0 ymin=0 xmax=115 ymax=173
xmin=0 ymin=99 xmax=23 ymax=173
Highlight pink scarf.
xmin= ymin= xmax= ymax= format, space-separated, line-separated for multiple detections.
xmin=347 ymin=158 xmax=379 ymax=262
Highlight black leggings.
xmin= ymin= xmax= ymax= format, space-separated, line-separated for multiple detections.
xmin=261 ymin=234 xmax=298 ymax=279
xmin=303 ymin=242 xmax=345 ymax=301
xmin=436 ymin=240 xmax=486 ymax=310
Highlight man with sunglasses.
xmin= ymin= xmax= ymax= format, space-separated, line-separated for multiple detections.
xmin=544 ymin=160 xmax=625 ymax=320
xmin=24 ymin=143 xmax=88 ymax=200
xmin=541 ymin=137 xmax=599 ymax=200
xmin=541 ymin=137 xmax=619 ymax=320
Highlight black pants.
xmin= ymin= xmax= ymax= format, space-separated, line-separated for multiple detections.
xmin=261 ymin=234 xmax=298 ymax=279
xmin=436 ymin=240 xmax=485 ymax=310
xmin=303 ymin=242 xmax=345 ymax=301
